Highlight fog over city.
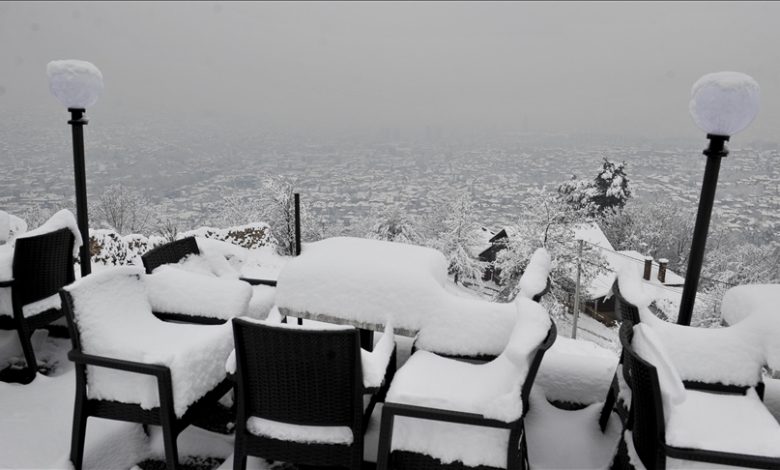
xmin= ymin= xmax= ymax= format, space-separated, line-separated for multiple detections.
xmin=2 ymin=1 xmax=780 ymax=141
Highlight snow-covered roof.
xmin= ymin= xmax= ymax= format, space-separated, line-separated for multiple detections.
xmin=574 ymin=222 xmax=614 ymax=251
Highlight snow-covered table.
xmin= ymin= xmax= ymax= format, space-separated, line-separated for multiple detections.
xmin=276 ymin=237 xmax=512 ymax=339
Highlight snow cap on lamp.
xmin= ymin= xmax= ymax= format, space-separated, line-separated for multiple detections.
xmin=47 ymin=60 xmax=104 ymax=109
xmin=689 ymin=71 xmax=759 ymax=137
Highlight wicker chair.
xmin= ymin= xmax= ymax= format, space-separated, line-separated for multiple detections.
xmin=0 ymin=227 xmax=75 ymax=384
xmin=620 ymin=321 xmax=780 ymax=469
xmin=598 ymin=279 xmax=638 ymax=431
xmin=231 ymin=317 xmax=396 ymax=470
xmin=60 ymin=267 xmax=233 ymax=470
xmin=141 ymin=236 xmax=200 ymax=274
xmin=377 ymin=310 xmax=556 ymax=470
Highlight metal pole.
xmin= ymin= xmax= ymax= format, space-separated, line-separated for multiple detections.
xmin=294 ymin=193 xmax=301 ymax=256
xmin=68 ymin=108 xmax=91 ymax=277
xmin=572 ymin=239 xmax=583 ymax=339
xmin=677 ymin=134 xmax=729 ymax=325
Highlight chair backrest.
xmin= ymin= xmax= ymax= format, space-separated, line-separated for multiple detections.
xmin=232 ymin=318 xmax=363 ymax=431
xmin=613 ymin=279 xmax=640 ymax=324
xmin=620 ymin=321 xmax=666 ymax=470
xmin=12 ymin=227 xmax=75 ymax=307
xmin=141 ymin=237 xmax=200 ymax=274
xmin=521 ymin=321 xmax=557 ymax=415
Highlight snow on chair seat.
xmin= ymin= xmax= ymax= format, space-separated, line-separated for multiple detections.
xmin=377 ymin=298 xmax=555 ymax=470
xmin=621 ymin=321 xmax=780 ymax=470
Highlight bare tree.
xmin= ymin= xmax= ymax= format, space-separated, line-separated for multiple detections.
xmin=90 ymin=184 xmax=152 ymax=235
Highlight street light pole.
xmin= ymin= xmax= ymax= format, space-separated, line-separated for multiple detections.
xmin=677 ymin=135 xmax=728 ymax=325
xmin=68 ymin=108 xmax=91 ymax=276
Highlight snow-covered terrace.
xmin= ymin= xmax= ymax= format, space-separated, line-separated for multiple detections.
xmin=1 ymin=214 xmax=779 ymax=469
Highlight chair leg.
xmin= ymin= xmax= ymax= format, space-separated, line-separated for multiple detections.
xmin=599 ymin=374 xmax=618 ymax=432
xmin=17 ymin=324 xmax=39 ymax=383
xmin=376 ymin=406 xmax=395 ymax=470
xmin=233 ymin=431 xmax=247 ymax=470
xmin=70 ymin=396 xmax=88 ymax=470
xmin=507 ymin=426 xmax=522 ymax=470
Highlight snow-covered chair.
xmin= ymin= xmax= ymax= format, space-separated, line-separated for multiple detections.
xmin=376 ymin=299 xmax=555 ymax=470
xmin=412 ymin=249 xmax=552 ymax=363
xmin=60 ymin=267 xmax=234 ymax=470
xmin=0 ymin=210 xmax=79 ymax=383
xmin=141 ymin=236 xmax=200 ymax=274
xmin=621 ymin=321 xmax=780 ymax=469
xmin=230 ymin=313 xmax=396 ymax=470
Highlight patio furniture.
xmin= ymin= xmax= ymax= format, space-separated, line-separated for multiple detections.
xmin=141 ymin=236 xmax=200 ymax=274
xmin=598 ymin=278 xmax=638 ymax=431
xmin=60 ymin=267 xmax=234 ymax=470
xmin=376 ymin=299 xmax=556 ymax=470
xmin=230 ymin=316 xmax=396 ymax=470
xmin=0 ymin=225 xmax=76 ymax=383
xmin=621 ymin=321 xmax=780 ymax=469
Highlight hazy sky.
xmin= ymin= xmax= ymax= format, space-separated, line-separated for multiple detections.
xmin=2 ymin=1 xmax=779 ymax=141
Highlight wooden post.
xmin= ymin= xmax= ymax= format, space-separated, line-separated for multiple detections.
xmin=294 ymin=193 xmax=301 ymax=256
xmin=572 ymin=239 xmax=583 ymax=339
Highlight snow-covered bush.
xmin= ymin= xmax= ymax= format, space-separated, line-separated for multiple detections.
xmin=558 ymin=157 xmax=631 ymax=218
xmin=181 ymin=223 xmax=275 ymax=250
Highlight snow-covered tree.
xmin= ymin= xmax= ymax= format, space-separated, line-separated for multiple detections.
xmin=558 ymin=158 xmax=631 ymax=217
xmin=364 ymin=204 xmax=424 ymax=245
xmin=428 ymin=192 xmax=486 ymax=285
xmin=493 ymin=187 xmax=607 ymax=308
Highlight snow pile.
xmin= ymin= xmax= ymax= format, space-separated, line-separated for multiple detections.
xmin=536 ymin=336 xmax=618 ymax=405
xmin=518 ymin=247 xmax=551 ymax=299
xmin=721 ymin=284 xmax=780 ymax=325
xmin=386 ymin=300 xmax=550 ymax=468
xmin=361 ymin=323 xmax=395 ymax=389
xmin=145 ymin=266 xmax=252 ymax=320
xmin=65 ymin=267 xmax=233 ymax=417
xmin=17 ymin=209 xmax=82 ymax=258
xmin=46 ymin=59 xmax=104 ymax=109
xmin=689 ymin=71 xmax=760 ymax=136
xmin=616 ymin=264 xmax=652 ymax=308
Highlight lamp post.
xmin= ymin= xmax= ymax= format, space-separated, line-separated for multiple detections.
xmin=47 ymin=60 xmax=104 ymax=277
xmin=677 ymin=71 xmax=759 ymax=325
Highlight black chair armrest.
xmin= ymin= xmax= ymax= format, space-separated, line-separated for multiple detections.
xmin=68 ymin=350 xmax=169 ymax=378
xmin=239 ymin=277 xmax=277 ymax=287
xmin=0 ymin=278 xmax=14 ymax=287
xmin=381 ymin=401 xmax=516 ymax=429
xmin=683 ymin=380 xmax=752 ymax=395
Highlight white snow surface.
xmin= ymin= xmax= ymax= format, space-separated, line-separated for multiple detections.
xmin=721 ymin=283 xmax=780 ymax=325
xmin=689 ymin=71 xmax=760 ymax=136
xmin=518 ymin=247 xmax=551 ymax=299
xmin=0 ymin=211 xmax=8 ymax=244
xmin=414 ymin=296 xmax=542 ymax=357
xmin=146 ymin=266 xmax=253 ymax=320
xmin=47 ymin=59 xmax=104 ymax=109
xmin=536 ymin=336 xmax=617 ymax=405
xmin=277 ymin=237 xmax=517 ymax=334
xmin=666 ymin=388 xmax=780 ymax=458
xmin=64 ymin=267 xmax=233 ymax=417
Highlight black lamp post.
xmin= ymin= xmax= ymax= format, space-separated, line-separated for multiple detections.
xmin=677 ymin=72 xmax=759 ymax=325
xmin=47 ymin=60 xmax=104 ymax=277
xmin=68 ymin=108 xmax=91 ymax=276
